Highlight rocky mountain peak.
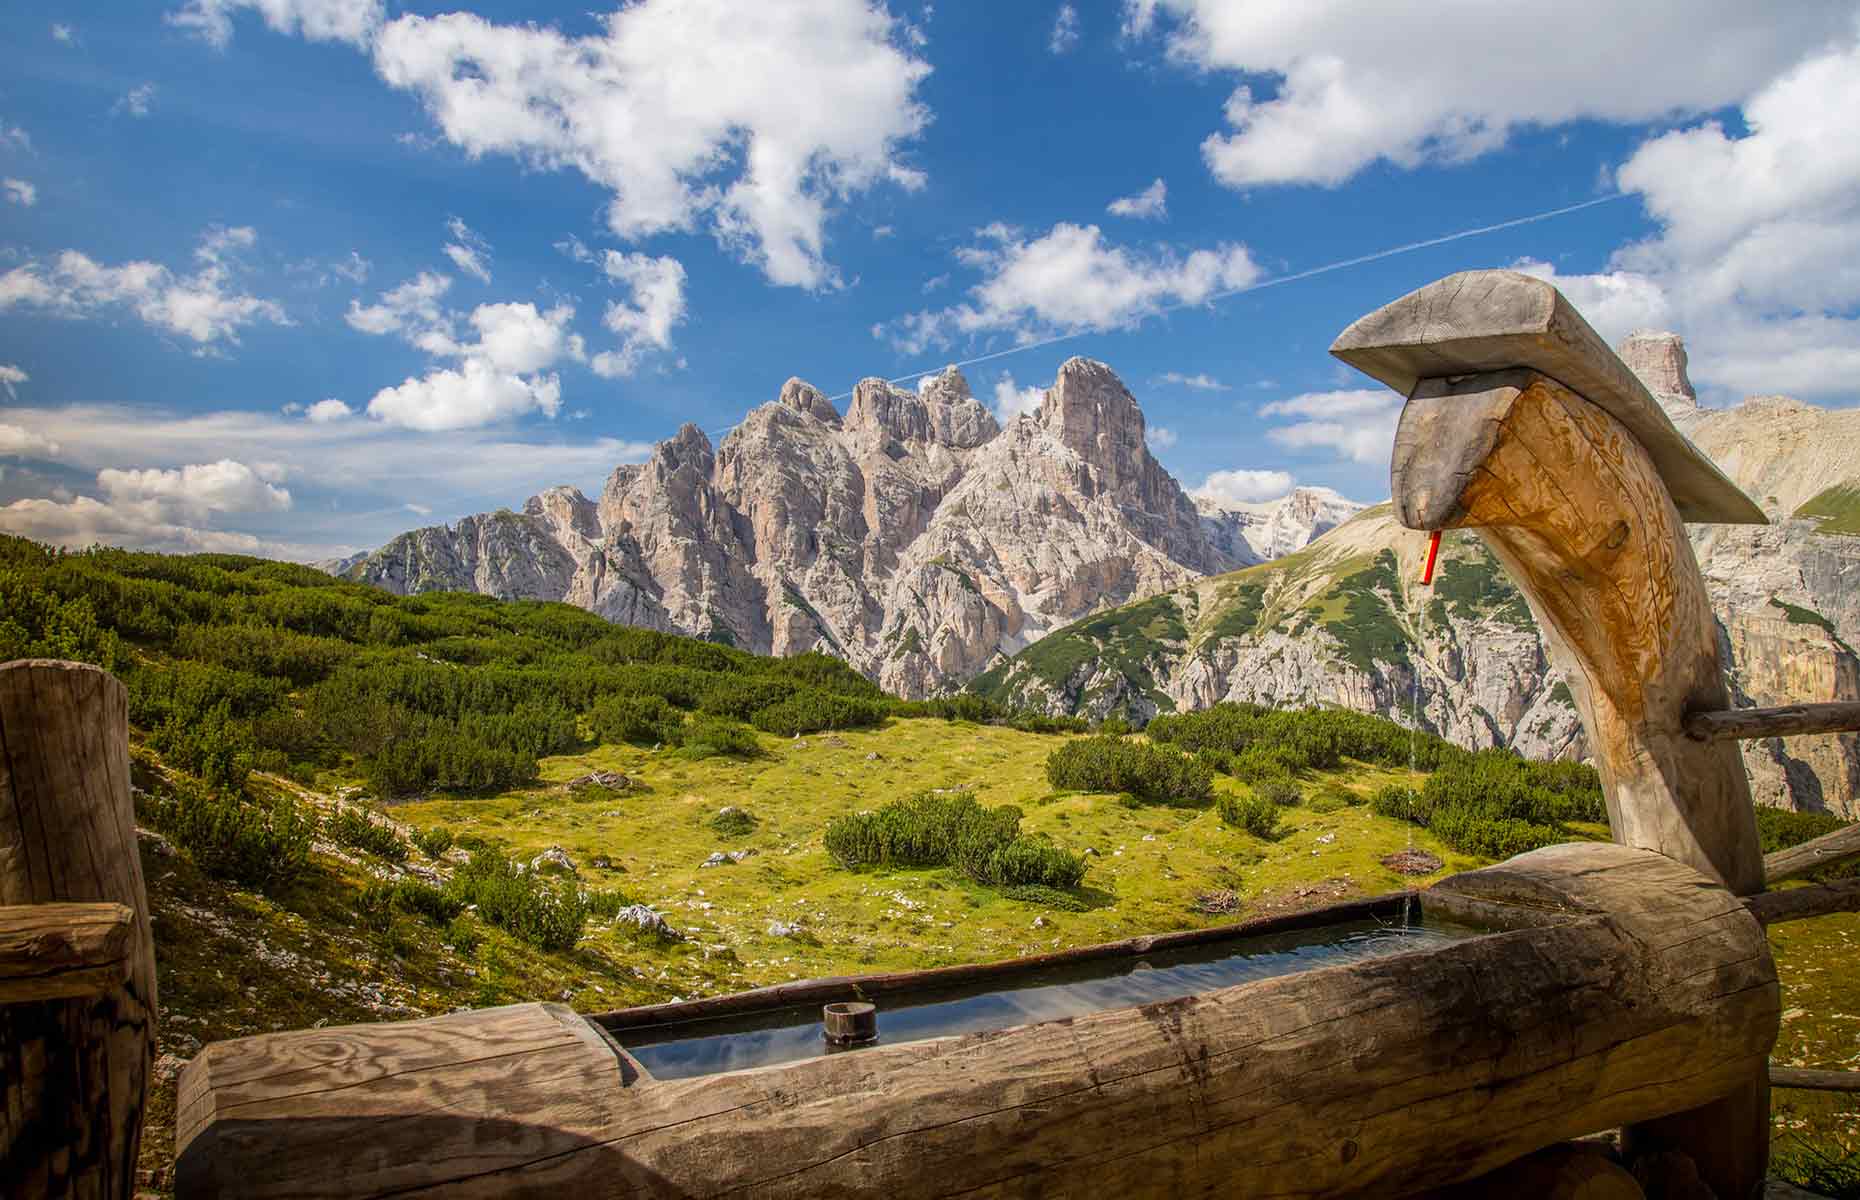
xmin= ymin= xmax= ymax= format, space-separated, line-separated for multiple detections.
xmin=522 ymin=486 xmax=599 ymax=542
xmin=845 ymin=372 xmax=999 ymax=450
xmin=778 ymin=377 xmax=841 ymax=426
xmin=660 ymin=422 xmax=715 ymax=467
xmin=1618 ymin=331 xmax=1697 ymax=412
xmin=1038 ymin=357 xmax=1147 ymax=467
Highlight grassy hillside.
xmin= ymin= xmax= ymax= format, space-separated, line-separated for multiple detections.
xmin=1797 ymin=484 xmax=1860 ymax=536
xmin=1 ymin=535 xmax=1851 ymax=1193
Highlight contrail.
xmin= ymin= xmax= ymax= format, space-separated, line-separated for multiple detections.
xmin=829 ymin=192 xmax=1631 ymax=401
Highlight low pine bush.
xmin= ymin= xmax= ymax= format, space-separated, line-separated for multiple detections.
xmin=1003 ymin=884 xmax=1091 ymax=911
xmin=390 ymin=878 xmax=465 ymax=925
xmin=581 ymin=888 xmax=634 ymax=919
xmin=325 ymin=806 xmax=410 ymax=863
xmin=1218 ymin=792 xmax=1280 ymax=840
xmin=1044 ymin=736 xmax=1213 ymax=807
xmin=446 ymin=850 xmax=586 ymax=951
xmin=412 ymin=826 xmax=455 ymax=859
xmin=825 ymin=791 xmax=1088 ymax=890
xmin=590 ymin=692 xmax=682 ymax=746
xmin=1255 ymin=776 xmax=1302 ymax=807
xmin=671 ymin=715 xmax=762 ymax=759
xmin=147 ymin=780 xmax=315 ymax=890
xmin=708 ymin=806 xmax=758 ymax=838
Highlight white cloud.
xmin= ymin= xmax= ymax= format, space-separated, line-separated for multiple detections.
xmin=921 ymin=272 xmax=949 ymax=294
xmin=51 ymin=23 xmax=76 ymax=44
xmin=0 ymin=123 xmax=30 ymax=153
xmin=1146 ymin=425 xmax=1178 ymax=450
xmin=98 ymin=459 xmax=292 ymax=520
xmin=345 ymin=270 xmax=450 ymax=337
xmin=0 ymin=227 xmax=287 ymax=348
xmin=873 ymin=224 xmax=895 ymax=239
xmin=115 ymin=84 xmax=156 ymax=118
xmin=1126 ymin=1 xmax=1853 ymax=189
xmin=370 ymin=0 xmax=931 ymax=289
xmin=1192 ymin=468 xmax=1294 ymax=506
xmin=1049 ymin=4 xmax=1080 ymax=54
xmin=991 ymin=373 xmax=1046 ymax=424
xmin=366 ymin=362 xmax=562 ymax=431
xmin=167 ymin=0 xmax=383 ymax=48
xmin=1259 ymin=388 xmax=1399 ymax=464
xmin=442 ymin=216 xmax=492 ymax=284
xmin=304 ymin=398 xmax=353 ymax=423
xmin=0 ymin=401 xmax=655 ymax=557
xmin=0 ymin=496 xmax=299 ymax=557
xmin=882 ymin=222 xmax=1260 ymax=352
xmin=1 ymin=422 xmax=60 ymax=458
xmin=0 ymin=365 xmax=27 ymax=402
xmin=1156 ymin=370 xmax=1228 ymax=391
xmin=589 ymin=252 xmax=687 ymax=378
xmin=3 ymin=179 xmax=35 ymax=207
xmin=1514 ymin=34 xmax=1860 ymax=401
xmin=405 ymin=502 xmax=432 ymax=515
xmin=1107 ymin=177 xmax=1167 ymax=220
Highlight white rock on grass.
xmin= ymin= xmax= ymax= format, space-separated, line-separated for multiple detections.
xmin=613 ymin=905 xmax=682 ymax=940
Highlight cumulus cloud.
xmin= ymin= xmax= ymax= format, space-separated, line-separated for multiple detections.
xmin=304 ymin=398 xmax=353 ymax=422
xmin=1156 ymin=370 xmax=1228 ymax=391
xmin=0 ymin=122 xmax=30 ymax=153
xmin=1125 ymin=1 xmax=1853 ymax=189
xmin=0 ymin=365 xmax=27 ymax=403
xmin=2 ymin=458 xmax=301 ymax=561
xmin=1145 ymin=425 xmax=1178 ymax=450
xmin=168 ymin=0 xmax=383 ymax=48
xmin=0 ymin=226 xmax=287 ymax=349
xmin=1192 ymin=468 xmax=1294 ymax=506
xmin=442 ymin=216 xmax=492 ymax=284
xmin=1107 ymin=178 xmax=1167 ymax=220
xmin=1 ymin=420 xmax=60 ymax=458
xmin=98 ymin=459 xmax=292 ymax=520
xmin=991 ymin=373 xmax=1046 ymax=424
xmin=4 ymin=178 xmax=35 ymax=206
xmin=346 ymin=271 xmax=585 ymax=429
xmin=1049 ymin=4 xmax=1080 ymax=54
xmin=369 ymin=0 xmax=931 ymax=290
xmin=115 ymin=84 xmax=156 ymax=118
xmin=1517 ymin=33 xmax=1860 ymax=400
xmin=51 ymin=23 xmax=77 ymax=44
xmin=1259 ymin=388 xmax=1400 ymax=464
xmin=589 ymin=252 xmax=687 ymax=378
xmin=881 ymin=222 xmax=1260 ymax=352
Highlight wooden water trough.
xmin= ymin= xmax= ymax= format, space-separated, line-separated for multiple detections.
xmin=7 ymin=270 xmax=1860 ymax=1198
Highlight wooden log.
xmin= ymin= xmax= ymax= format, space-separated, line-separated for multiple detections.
xmin=1414 ymin=1143 xmax=1644 ymax=1199
xmin=1744 ymin=878 xmax=1860 ymax=925
xmin=0 ymin=660 xmax=157 ymax=1200
xmin=174 ymin=843 xmax=1778 ymax=1200
xmin=1770 ymin=1066 xmax=1860 ymax=1093
xmin=1685 ymin=700 xmax=1860 ymax=742
xmin=1387 ymin=370 xmax=1765 ymax=898
xmin=1764 ymin=820 xmax=1860 ymax=885
xmin=0 ymin=901 xmax=137 ymax=1002
xmin=1329 ymin=268 xmax=1764 ymax=525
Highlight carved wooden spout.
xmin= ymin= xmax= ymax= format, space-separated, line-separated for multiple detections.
xmin=1333 ymin=270 xmax=1767 ymax=897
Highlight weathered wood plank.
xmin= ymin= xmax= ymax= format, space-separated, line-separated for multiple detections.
xmin=1745 ymin=878 xmax=1860 ymax=925
xmin=1330 ymin=268 xmax=1764 ymax=524
xmin=0 ymin=659 xmax=157 ymax=1200
xmin=173 ymin=844 xmax=1779 ymax=1200
xmin=1765 ymin=820 xmax=1860 ymax=885
xmin=1770 ymin=1066 xmax=1860 ymax=1093
xmin=1391 ymin=372 xmax=1765 ymax=898
xmin=1686 ymin=701 xmax=1860 ymax=743
xmin=0 ymin=901 xmax=136 ymax=1002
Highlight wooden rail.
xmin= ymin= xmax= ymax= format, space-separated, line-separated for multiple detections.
xmin=1765 ymin=821 xmax=1860 ymax=885
xmin=0 ymin=902 xmax=137 ymax=1003
xmin=1744 ymin=878 xmax=1860 ymax=926
xmin=1770 ymin=1066 xmax=1860 ymax=1094
xmin=1685 ymin=701 xmax=1860 ymax=743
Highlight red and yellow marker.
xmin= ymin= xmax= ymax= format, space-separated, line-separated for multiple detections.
xmin=1419 ymin=529 xmax=1442 ymax=586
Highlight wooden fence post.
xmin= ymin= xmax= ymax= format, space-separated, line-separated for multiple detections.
xmin=0 ymin=659 xmax=157 ymax=1199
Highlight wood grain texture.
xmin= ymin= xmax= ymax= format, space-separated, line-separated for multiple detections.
xmin=1769 ymin=1067 xmax=1860 ymax=1093
xmin=1394 ymin=372 xmax=1764 ymax=897
xmin=0 ymin=901 xmax=136 ymax=1002
xmin=173 ymin=843 xmax=1777 ymax=1200
xmin=1685 ymin=701 xmax=1860 ymax=743
xmin=1764 ymin=820 xmax=1860 ymax=885
xmin=0 ymin=659 xmax=156 ymax=1200
xmin=1744 ymin=878 xmax=1860 ymax=925
xmin=1331 ymin=268 xmax=1764 ymax=524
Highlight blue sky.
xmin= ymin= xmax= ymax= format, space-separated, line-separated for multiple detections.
xmin=3 ymin=1 xmax=1858 ymax=559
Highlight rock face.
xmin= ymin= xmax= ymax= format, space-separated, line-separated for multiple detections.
xmin=977 ymin=333 xmax=1860 ymax=817
xmin=345 ymin=359 xmax=1298 ymax=697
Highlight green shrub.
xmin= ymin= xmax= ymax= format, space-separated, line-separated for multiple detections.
xmin=325 ymin=806 xmax=410 ymax=863
xmin=1218 ymin=793 xmax=1280 ymax=840
xmin=390 ymin=878 xmax=465 ymax=924
xmin=1257 ymin=777 xmax=1302 ymax=807
xmin=412 ymin=826 xmax=455 ymax=859
xmin=582 ymin=888 xmax=633 ymax=919
xmin=825 ymin=791 xmax=1088 ymax=890
xmin=1003 ymin=884 xmax=1090 ymax=911
xmin=708 ymin=806 xmax=758 ymax=838
xmin=1044 ymin=736 xmax=1213 ymax=807
xmin=445 ymin=850 xmax=586 ymax=951
xmin=590 ymin=692 xmax=682 ymax=746
xmin=672 ymin=715 xmax=762 ymax=759
xmin=443 ymin=916 xmax=482 ymax=956
xmin=355 ymin=881 xmax=397 ymax=933
xmin=147 ymin=780 xmax=315 ymax=889
xmin=751 ymin=690 xmax=888 ymax=736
